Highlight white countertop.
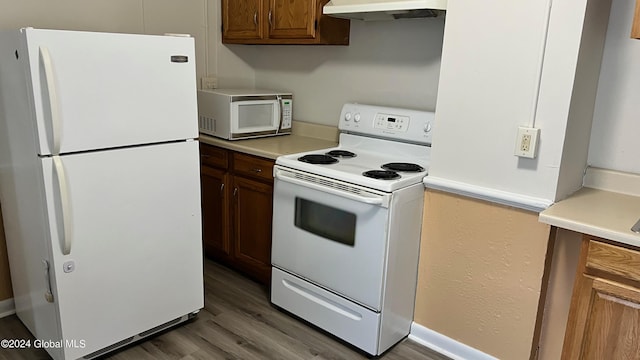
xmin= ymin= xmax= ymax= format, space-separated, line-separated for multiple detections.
xmin=539 ymin=168 xmax=640 ymax=248
xmin=198 ymin=120 xmax=339 ymax=160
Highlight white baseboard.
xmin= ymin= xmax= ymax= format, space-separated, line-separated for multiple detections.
xmin=0 ymin=298 xmax=15 ymax=318
xmin=409 ymin=322 xmax=498 ymax=360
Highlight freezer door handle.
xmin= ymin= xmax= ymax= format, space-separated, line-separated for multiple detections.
xmin=53 ymin=155 xmax=72 ymax=255
xmin=39 ymin=46 xmax=62 ymax=154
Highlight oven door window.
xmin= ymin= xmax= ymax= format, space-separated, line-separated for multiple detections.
xmin=294 ymin=197 xmax=356 ymax=246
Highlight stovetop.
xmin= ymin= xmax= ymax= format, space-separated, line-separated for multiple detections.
xmin=275 ymin=103 xmax=434 ymax=193
xmin=276 ymin=134 xmax=430 ymax=193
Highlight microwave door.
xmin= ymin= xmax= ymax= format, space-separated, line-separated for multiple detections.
xmin=232 ymin=99 xmax=279 ymax=137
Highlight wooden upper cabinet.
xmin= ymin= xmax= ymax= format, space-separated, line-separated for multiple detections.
xmin=633 ymin=0 xmax=640 ymax=39
xmin=269 ymin=0 xmax=317 ymax=39
xmin=222 ymin=0 xmax=264 ymax=40
xmin=222 ymin=0 xmax=350 ymax=45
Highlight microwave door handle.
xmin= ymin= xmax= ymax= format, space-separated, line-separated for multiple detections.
xmin=277 ymin=96 xmax=283 ymax=134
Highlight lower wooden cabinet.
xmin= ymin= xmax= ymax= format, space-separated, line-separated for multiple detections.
xmin=200 ymin=166 xmax=229 ymax=258
xmin=562 ymin=236 xmax=640 ymax=359
xmin=633 ymin=0 xmax=640 ymax=39
xmin=232 ymin=176 xmax=273 ymax=283
xmin=199 ymin=143 xmax=274 ymax=285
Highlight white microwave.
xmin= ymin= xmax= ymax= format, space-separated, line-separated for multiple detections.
xmin=197 ymin=89 xmax=293 ymax=140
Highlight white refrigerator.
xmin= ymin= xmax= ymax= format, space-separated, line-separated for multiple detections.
xmin=0 ymin=28 xmax=203 ymax=359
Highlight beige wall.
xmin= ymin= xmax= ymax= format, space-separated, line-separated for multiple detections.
xmin=414 ymin=190 xmax=553 ymax=359
xmin=0 ymin=204 xmax=12 ymax=301
xmin=244 ymin=18 xmax=445 ymax=125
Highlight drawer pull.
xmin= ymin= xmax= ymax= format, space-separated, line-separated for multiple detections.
xmin=251 ymin=168 xmax=263 ymax=173
xmin=220 ymin=183 xmax=225 ymax=195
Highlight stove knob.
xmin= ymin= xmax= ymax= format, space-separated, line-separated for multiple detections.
xmin=344 ymin=112 xmax=352 ymax=121
xmin=354 ymin=113 xmax=361 ymax=123
xmin=424 ymin=122 xmax=432 ymax=133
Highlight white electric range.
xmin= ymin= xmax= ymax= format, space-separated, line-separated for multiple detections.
xmin=270 ymin=103 xmax=434 ymax=356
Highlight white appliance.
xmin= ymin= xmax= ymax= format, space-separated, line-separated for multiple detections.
xmin=197 ymin=88 xmax=292 ymax=140
xmin=0 ymin=28 xmax=203 ymax=360
xmin=323 ymin=0 xmax=447 ymax=21
xmin=271 ymin=103 xmax=433 ymax=355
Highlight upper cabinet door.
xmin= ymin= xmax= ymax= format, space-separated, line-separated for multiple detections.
xmin=268 ymin=0 xmax=317 ymax=39
xmin=222 ymin=0 xmax=264 ymax=41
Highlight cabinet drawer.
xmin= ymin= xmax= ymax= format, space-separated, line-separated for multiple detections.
xmin=586 ymin=239 xmax=640 ymax=283
xmin=200 ymin=144 xmax=228 ymax=169
xmin=233 ymin=152 xmax=274 ymax=181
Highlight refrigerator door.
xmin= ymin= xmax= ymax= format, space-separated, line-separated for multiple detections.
xmin=23 ymin=28 xmax=198 ymax=156
xmin=41 ymin=140 xmax=203 ymax=359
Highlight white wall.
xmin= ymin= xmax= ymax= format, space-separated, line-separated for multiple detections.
xmin=0 ymin=0 xmax=212 ymax=83
xmin=588 ymin=0 xmax=640 ymax=175
xmin=424 ymin=0 xmax=612 ymax=208
xmin=0 ymin=0 xmax=258 ymax=92
xmin=224 ymin=18 xmax=445 ymax=125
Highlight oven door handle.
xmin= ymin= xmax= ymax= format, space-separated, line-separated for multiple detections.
xmin=275 ymin=170 xmax=387 ymax=206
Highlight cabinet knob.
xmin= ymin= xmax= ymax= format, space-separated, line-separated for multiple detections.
xmin=233 ymin=187 xmax=238 ymax=197
xmin=251 ymin=168 xmax=262 ymax=173
xmin=220 ymin=183 xmax=225 ymax=195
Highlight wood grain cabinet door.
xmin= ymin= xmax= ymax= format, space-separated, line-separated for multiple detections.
xmin=201 ymin=166 xmax=230 ymax=259
xmin=563 ymin=237 xmax=640 ymax=359
xmin=564 ymin=276 xmax=640 ymax=359
xmin=222 ymin=0 xmax=264 ymax=40
xmin=268 ymin=0 xmax=317 ymax=39
xmin=632 ymin=0 xmax=640 ymax=39
xmin=231 ymin=175 xmax=273 ymax=284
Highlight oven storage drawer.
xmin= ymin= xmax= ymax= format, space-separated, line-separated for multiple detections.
xmin=271 ymin=267 xmax=381 ymax=355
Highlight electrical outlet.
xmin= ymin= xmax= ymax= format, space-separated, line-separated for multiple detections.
xmin=515 ymin=127 xmax=540 ymax=158
xmin=201 ymin=76 xmax=218 ymax=90
xmin=520 ymin=134 xmax=532 ymax=152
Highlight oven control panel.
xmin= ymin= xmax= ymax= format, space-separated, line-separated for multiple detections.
xmin=339 ymin=103 xmax=434 ymax=145
xmin=374 ymin=113 xmax=410 ymax=132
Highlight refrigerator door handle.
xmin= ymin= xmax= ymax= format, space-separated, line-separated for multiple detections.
xmin=53 ymin=155 xmax=72 ymax=255
xmin=42 ymin=260 xmax=54 ymax=303
xmin=39 ymin=46 xmax=62 ymax=154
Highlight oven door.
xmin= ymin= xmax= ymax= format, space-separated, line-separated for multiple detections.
xmin=272 ymin=166 xmax=391 ymax=311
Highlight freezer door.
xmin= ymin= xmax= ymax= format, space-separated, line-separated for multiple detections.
xmin=24 ymin=28 xmax=198 ymax=156
xmin=41 ymin=141 xmax=203 ymax=359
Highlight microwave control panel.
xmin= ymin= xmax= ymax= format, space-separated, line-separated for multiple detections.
xmin=281 ymin=98 xmax=292 ymax=129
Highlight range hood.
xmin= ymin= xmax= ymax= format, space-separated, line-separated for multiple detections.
xmin=323 ymin=0 xmax=447 ymax=21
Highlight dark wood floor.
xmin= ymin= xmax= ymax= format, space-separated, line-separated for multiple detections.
xmin=0 ymin=259 xmax=451 ymax=360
